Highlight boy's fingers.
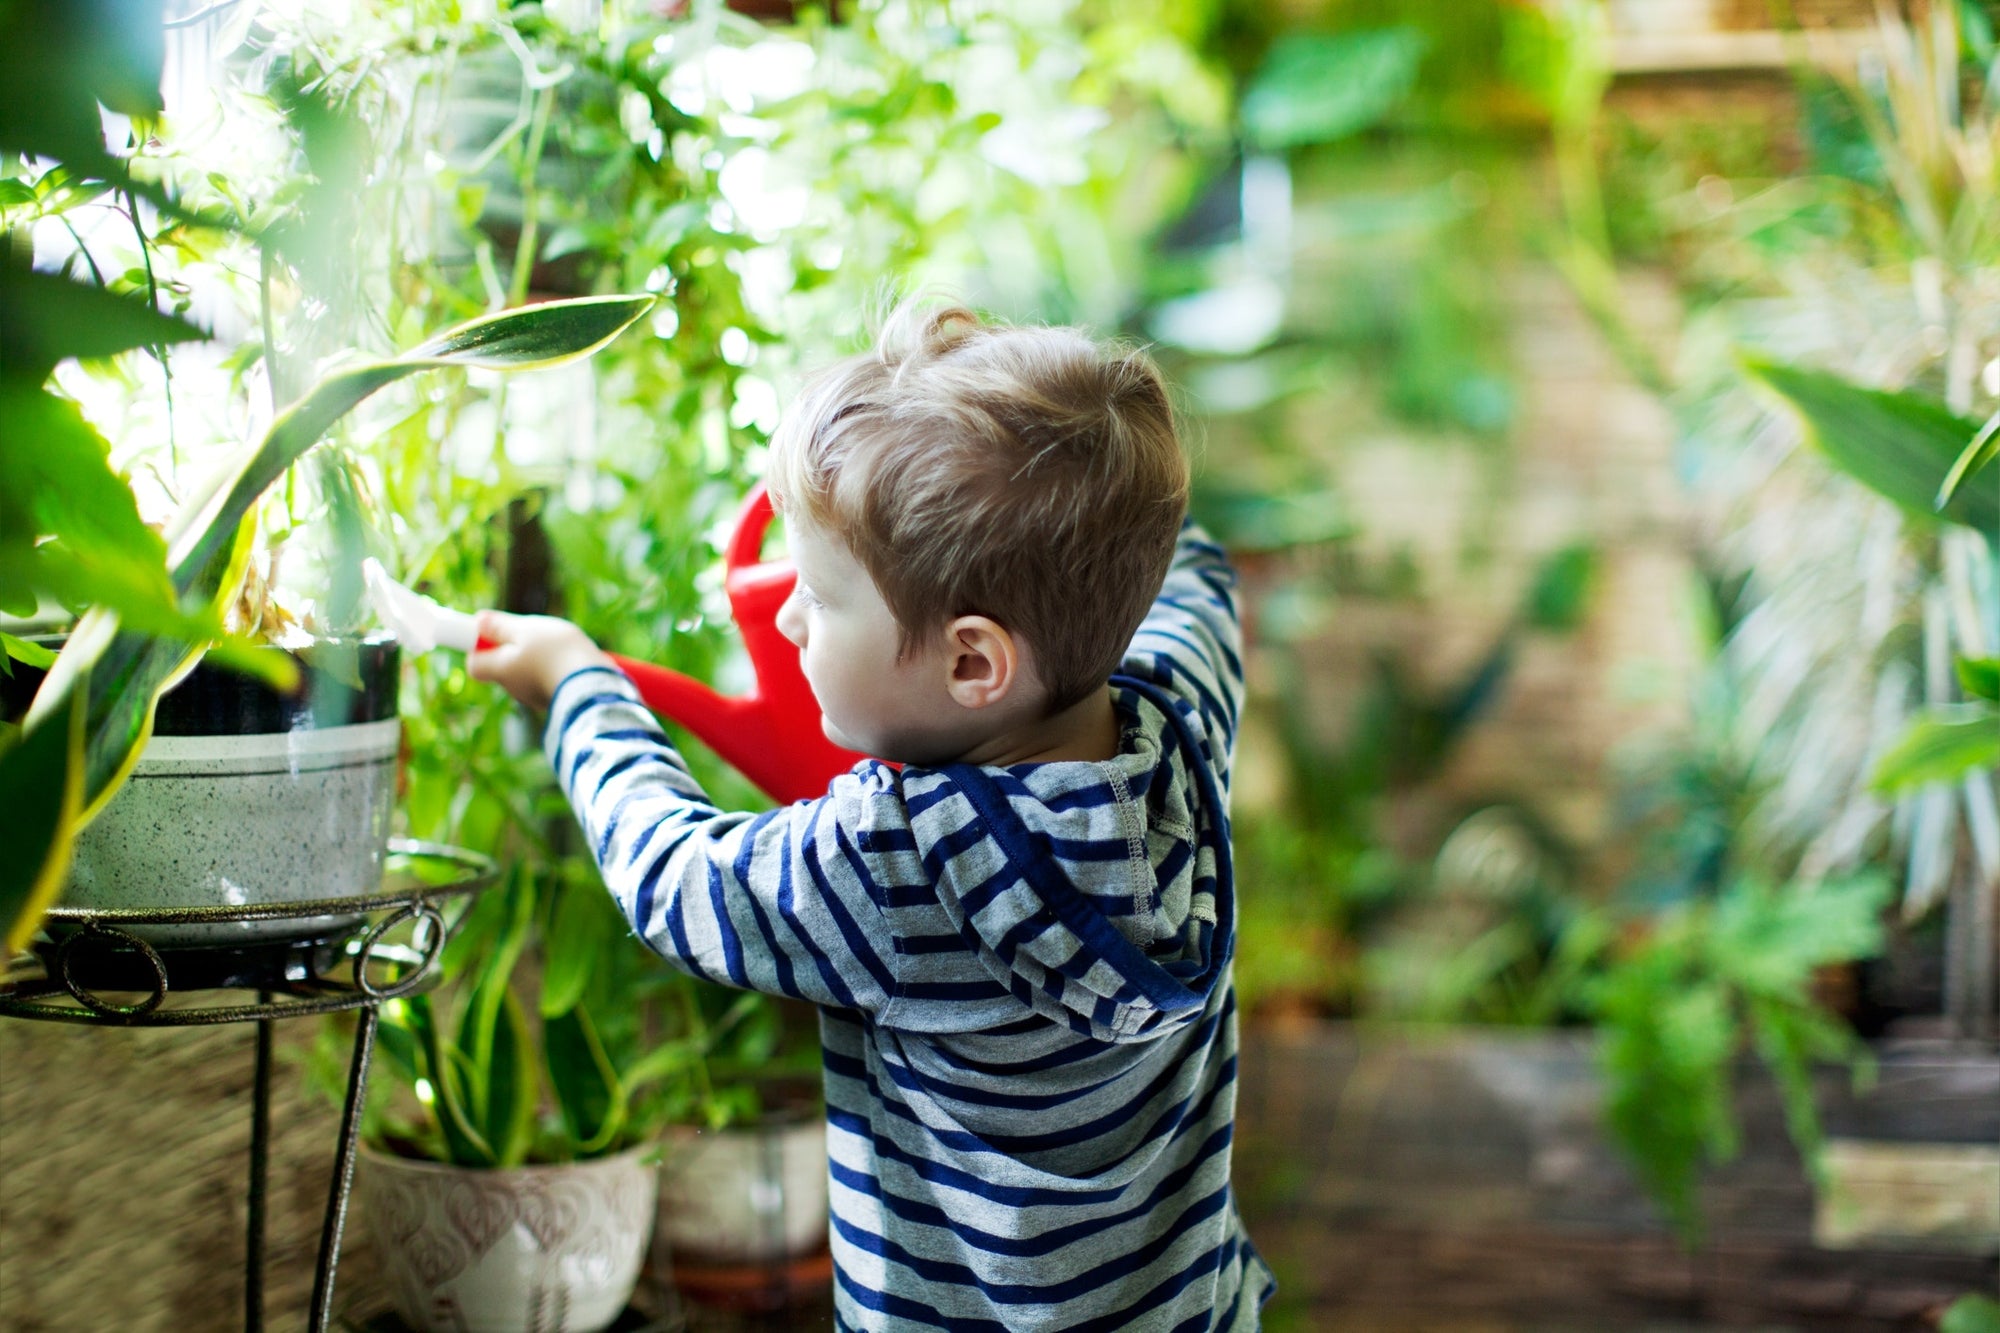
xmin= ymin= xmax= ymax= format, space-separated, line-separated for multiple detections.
xmin=473 ymin=610 xmax=510 ymax=646
xmin=466 ymin=615 xmax=513 ymax=681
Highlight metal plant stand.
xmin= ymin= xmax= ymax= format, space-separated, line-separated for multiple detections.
xmin=0 ymin=839 xmax=497 ymax=1333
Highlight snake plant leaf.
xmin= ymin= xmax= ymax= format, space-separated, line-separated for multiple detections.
xmin=438 ymin=877 xmax=513 ymax=984
xmin=404 ymin=991 xmax=496 ymax=1167
xmin=540 ymin=877 xmax=623 ymax=1018
xmin=455 ymin=867 xmax=537 ymax=1164
xmin=0 ymin=677 xmax=86 ymax=958
xmin=1870 ymin=705 xmax=2000 ymax=793
xmin=482 ymin=986 xmax=540 ymax=1169
xmin=163 ymin=295 xmax=654 ymax=638
xmin=456 ymin=871 xmax=531 ymax=1083
xmin=1937 ymin=406 xmax=1999 ymax=507
xmin=546 ymin=1004 xmax=629 ymax=1156
xmin=1740 ymin=356 xmax=1999 ymax=533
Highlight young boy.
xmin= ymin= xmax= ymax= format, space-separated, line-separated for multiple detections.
xmin=471 ymin=302 xmax=1272 ymax=1331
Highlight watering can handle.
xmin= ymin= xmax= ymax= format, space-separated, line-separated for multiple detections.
xmin=725 ymin=483 xmax=779 ymax=580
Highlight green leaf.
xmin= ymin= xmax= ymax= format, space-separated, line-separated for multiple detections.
xmin=483 ymin=986 xmax=539 ymax=1168
xmin=404 ymin=992 xmax=495 ymax=1166
xmin=1242 ymin=29 xmax=1426 ymax=151
xmin=1740 ymin=357 xmax=1999 ymax=533
xmin=198 ymin=638 xmax=300 ymax=693
xmin=1937 ymin=406 xmax=1999 ymax=507
xmin=0 ymin=387 xmax=232 ymax=650
xmin=0 ymin=386 xmax=164 ymax=574
xmin=458 ymin=868 xmax=533 ymax=1069
xmin=438 ymin=877 xmax=512 ymax=984
xmin=0 ymin=633 xmax=56 ymax=670
xmin=0 ymin=267 xmax=208 ymax=380
xmin=404 ymin=294 xmax=657 ymax=369
xmin=1870 ymin=707 xmax=2000 ymax=793
xmin=0 ymin=0 xmax=166 ymax=165
xmin=0 ymin=676 xmax=85 ymax=957
xmin=540 ymin=879 xmax=618 ymax=1018
xmin=1958 ymin=657 xmax=2000 ymax=704
xmin=1942 ymin=1294 xmax=2000 ymax=1333
xmin=619 ymin=1036 xmax=704 ymax=1096
xmin=1709 ymin=875 xmax=1888 ymax=996
xmin=546 ymin=1004 xmax=628 ymax=1155
xmin=163 ymin=296 xmax=654 ymax=649
xmin=1523 ymin=543 xmax=1598 ymax=632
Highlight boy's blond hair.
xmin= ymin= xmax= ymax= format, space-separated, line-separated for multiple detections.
xmin=767 ymin=301 xmax=1189 ymax=713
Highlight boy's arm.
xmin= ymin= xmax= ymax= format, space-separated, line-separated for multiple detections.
xmin=540 ymin=664 xmax=898 ymax=1013
xmin=1120 ymin=521 xmax=1244 ymax=784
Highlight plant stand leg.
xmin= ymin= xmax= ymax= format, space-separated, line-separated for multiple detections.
xmin=247 ymin=1003 xmax=273 ymax=1333
xmin=309 ymin=1005 xmax=378 ymax=1333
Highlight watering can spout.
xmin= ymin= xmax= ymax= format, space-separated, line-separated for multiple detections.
xmin=367 ymin=484 xmax=869 ymax=806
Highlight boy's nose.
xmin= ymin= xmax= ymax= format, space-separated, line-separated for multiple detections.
xmin=776 ymin=586 xmax=807 ymax=649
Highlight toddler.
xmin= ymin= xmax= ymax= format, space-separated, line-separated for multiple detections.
xmin=472 ymin=301 xmax=1272 ymax=1331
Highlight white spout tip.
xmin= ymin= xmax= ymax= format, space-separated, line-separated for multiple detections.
xmin=363 ymin=557 xmax=439 ymax=655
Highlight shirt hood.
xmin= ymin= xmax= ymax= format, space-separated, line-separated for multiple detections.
xmin=908 ymin=684 xmax=1234 ymax=1044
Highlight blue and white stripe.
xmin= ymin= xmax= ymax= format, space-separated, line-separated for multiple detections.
xmin=547 ymin=525 xmax=1271 ymax=1331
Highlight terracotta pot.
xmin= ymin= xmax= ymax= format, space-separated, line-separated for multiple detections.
xmin=360 ymin=1144 xmax=659 ymax=1333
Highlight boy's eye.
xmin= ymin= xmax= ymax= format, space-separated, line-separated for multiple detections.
xmin=794 ymin=584 xmax=822 ymax=609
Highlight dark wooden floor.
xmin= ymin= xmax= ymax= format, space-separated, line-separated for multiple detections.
xmin=1233 ymin=1022 xmax=1999 ymax=1333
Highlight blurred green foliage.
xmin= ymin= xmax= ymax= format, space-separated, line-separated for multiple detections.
xmin=1590 ymin=873 xmax=1890 ymax=1241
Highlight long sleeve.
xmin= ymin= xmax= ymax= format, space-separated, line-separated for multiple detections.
xmin=543 ymin=666 xmax=899 ymax=1013
xmin=1119 ymin=522 xmax=1244 ymax=792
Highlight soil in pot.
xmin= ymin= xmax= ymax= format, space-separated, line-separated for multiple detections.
xmin=1 ymin=635 xmax=401 ymax=949
xmin=360 ymin=1143 xmax=660 ymax=1333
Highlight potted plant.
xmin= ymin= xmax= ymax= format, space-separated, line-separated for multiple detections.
xmin=651 ymin=998 xmax=830 ymax=1310
xmin=345 ymin=862 xmax=780 ymax=1332
xmin=0 ymin=291 xmax=651 ymax=968
xmin=0 ymin=631 xmax=403 ymax=952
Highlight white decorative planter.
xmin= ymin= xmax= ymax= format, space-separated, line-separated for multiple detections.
xmin=361 ymin=1145 xmax=659 ymax=1333
xmin=51 ymin=637 xmax=401 ymax=947
xmin=657 ymin=1110 xmax=828 ymax=1265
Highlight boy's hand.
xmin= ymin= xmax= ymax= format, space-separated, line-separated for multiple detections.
xmin=467 ymin=611 xmax=614 ymax=714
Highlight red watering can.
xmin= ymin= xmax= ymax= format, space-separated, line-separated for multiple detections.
xmin=606 ymin=485 xmax=869 ymax=804
xmin=367 ymin=484 xmax=868 ymax=805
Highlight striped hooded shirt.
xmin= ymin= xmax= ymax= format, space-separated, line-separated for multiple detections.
xmin=545 ymin=524 xmax=1272 ymax=1331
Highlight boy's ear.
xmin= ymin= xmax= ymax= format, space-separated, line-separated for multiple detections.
xmin=942 ymin=615 xmax=1021 ymax=711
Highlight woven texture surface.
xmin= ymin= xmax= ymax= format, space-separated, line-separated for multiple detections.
xmin=0 ymin=1016 xmax=366 ymax=1332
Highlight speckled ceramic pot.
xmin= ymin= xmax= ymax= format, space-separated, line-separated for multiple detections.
xmin=3 ymin=636 xmax=401 ymax=947
xmin=361 ymin=1145 xmax=660 ymax=1333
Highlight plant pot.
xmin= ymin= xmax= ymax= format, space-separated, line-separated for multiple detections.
xmin=656 ymin=1084 xmax=830 ymax=1309
xmin=1 ymin=636 xmax=401 ymax=948
xmin=360 ymin=1144 xmax=659 ymax=1333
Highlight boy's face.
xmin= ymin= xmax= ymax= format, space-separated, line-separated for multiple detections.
xmin=776 ymin=517 xmax=961 ymax=765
